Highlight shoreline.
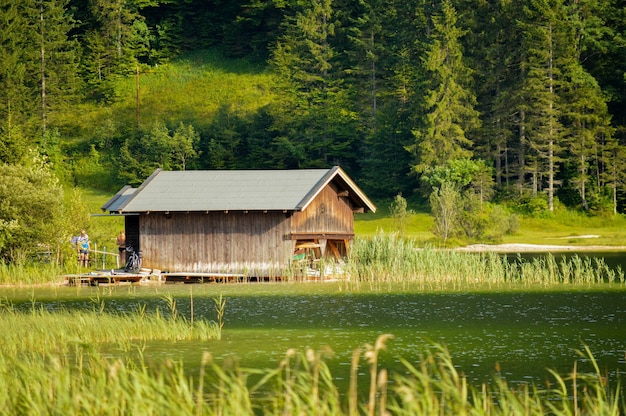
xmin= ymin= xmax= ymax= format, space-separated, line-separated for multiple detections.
xmin=456 ymin=243 xmax=626 ymax=253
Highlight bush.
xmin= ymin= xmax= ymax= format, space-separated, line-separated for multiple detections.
xmin=484 ymin=204 xmax=519 ymax=241
xmin=0 ymin=157 xmax=65 ymax=263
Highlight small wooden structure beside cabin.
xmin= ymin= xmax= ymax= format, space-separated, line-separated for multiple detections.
xmin=101 ymin=167 xmax=376 ymax=279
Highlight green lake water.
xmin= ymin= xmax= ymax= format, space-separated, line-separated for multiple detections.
xmin=8 ymin=282 xmax=626 ymax=392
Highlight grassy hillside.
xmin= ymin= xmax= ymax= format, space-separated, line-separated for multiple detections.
xmin=61 ymin=50 xmax=276 ymax=144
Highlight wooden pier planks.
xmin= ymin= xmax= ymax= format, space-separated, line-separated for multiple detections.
xmin=65 ymin=273 xmax=145 ymax=286
xmin=161 ymin=272 xmax=246 ymax=284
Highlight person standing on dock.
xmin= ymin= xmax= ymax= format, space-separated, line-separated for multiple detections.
xmin=116 ymin=231 xmax=126 ymax=266
xmin=77 ymin=229 xmax=90 ymax=267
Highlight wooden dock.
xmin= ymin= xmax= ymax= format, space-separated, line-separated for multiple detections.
xmin=162 ymin=272 xmax=246 ymax=283
xmin=65 ymin=272 xmax=146 ymax=286
xmin=64 ymin=270 xmax=288 ymax=285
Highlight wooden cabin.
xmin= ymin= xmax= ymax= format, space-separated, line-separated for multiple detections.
xmin=101 ymin=167 xmax=376 ymax=278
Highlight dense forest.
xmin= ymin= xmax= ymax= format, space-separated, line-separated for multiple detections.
xmin=1 ymin=0 xmax=626 ymax=258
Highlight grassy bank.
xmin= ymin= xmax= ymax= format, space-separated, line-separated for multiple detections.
xmin=354 ymin=207 xmax=626 ymax=247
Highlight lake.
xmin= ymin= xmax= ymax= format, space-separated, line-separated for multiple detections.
xmin=9 ymin=273 xmax=626 ymax=393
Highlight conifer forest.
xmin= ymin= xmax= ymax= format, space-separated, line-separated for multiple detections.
xmin=1 ymin=0 xmax=626 ymax=211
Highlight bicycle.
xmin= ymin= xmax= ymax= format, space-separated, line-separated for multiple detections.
xmin=124 ymin=245 xmax=142 ymax=272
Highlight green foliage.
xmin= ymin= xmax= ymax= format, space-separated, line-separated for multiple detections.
xmin=429 ymin=176 xmax=517 ymax=243
xmin=486 ymin=204 xmax=519 ymax=240
xmin=0 ymin=0 xmax=625 ymax=213
xmin=514 ymin=192 xmax=551 ymax=216
xmin=389 ymin=193 xmax=414 ymax=236
xmin=409 ymin=0 xmax=480 ymax=173
xmin=421 ymin=158 xmax=494 ymax=198
xmin=117 ymin=121 xmax=200 ymax=185
xmin=0 ymin=125 xmax=29 ymax=165
xmin=0 ymin=155 xmax=65 ymax=263
xmin=456 ymin=192 xmax=488 ymax=239
xmin=429 ymin=181 xmax=460 ymax=245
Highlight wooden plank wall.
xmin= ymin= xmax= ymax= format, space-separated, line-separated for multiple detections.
xmin=290 ymin=184 xmax=354 ymax=234
xmin=139 ymin=211 xmax=292 ymax=277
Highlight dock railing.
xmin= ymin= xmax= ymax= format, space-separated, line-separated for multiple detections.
xmin=89 ymin=244 xmax=121 ymax=269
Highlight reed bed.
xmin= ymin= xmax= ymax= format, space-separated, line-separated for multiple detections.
xmin=0 ymin=262 xmax=65 ymax=286
xmin=346 ymin=232 xmax=625 ymax=289
xmin=0 ymin=334 xmax=621 ymax=415
xmin=0 ymin=296 xmax=222 ymax=356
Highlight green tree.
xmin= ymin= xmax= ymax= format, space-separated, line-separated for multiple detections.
xmin=117 ymin=121 xmax=200 ymax=184
xmin=389 ymin=193 xmax=412 ymax=236
xmin=350 ymin=0 xmax=421 ymax=198
xmin=560 ymin=62 xmax=614 ymax=211
xmin=270 ymin=0 xmax=360 ymax=170
xmin=465 ymin=0 xmax=522 ymax=188
xmin=409 ymin=0 xmax=480 ymax=174
xmin=80 ymin=0 xmax=150 ymax=99
xmin=556 ymin=0 xmax=616 ymax=212
xmin=0 ymin=124 xmax=29 ymax=165
xmin=171 ymin=122 xmax=199 ymax=170
xmin=421 ymin=158 xmax=494 ymax=204
xmin=519 ymin=0 xmax=570 ymax=212
xmin=200 ymin=105 xmax=244 ymax=169
xmin=0 ymin=0 xmax=39 ymax=143
xmin=38 ymin=0 xmax=82 ymax=134
xmin=601 ymin=137 xmax=626 ymax=215
xmin=0 ymin=154 xmax=64 ymax=263
xmin=0 ymin=0 xmax=80 ymax=146
xmin=429 ymin=180 xmax=460 ymax=245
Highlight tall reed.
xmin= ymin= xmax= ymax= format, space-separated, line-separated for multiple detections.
xmin=0 ymin=333 xmax=621 ymax=415
xmin=0 ymin=262 xmax=64 ymax=286
xmin=346 ymin=232 xmax=625 ymax=289
xmin=0 ymin=298 xmax=221 ymax=356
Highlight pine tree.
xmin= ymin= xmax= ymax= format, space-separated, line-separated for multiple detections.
xmin=557 ymin=0 xmax=617 ymax=211
xmin=346 ymin=0 xmax=419 ymax=197
xmin=0 ymin=0 xmax=39 ymax=144
xmin=465 ymin=0 xmax=523 ymax=188
xmin=409 ymin=0 xmax=480 ymax=174
xmin=38 ymin=0 xmax=82 ymax=135
xmin=80 ymin=0 xmax=149 ymax=99
xmin=601 ymin=136 xmax=626 ymax=215
xmin=560 ymin=61 xmax=613 ymax=210
xmin=270 ymin=0 xmax=359 ymax=169
xmin=519 ymin=0 xmax=569 ymax=211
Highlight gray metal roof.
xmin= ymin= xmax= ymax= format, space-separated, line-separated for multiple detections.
xmin=101 ymin=186 xmax=137 ymax=213
xmin=102 ymin=167 xmax=377 ymax=213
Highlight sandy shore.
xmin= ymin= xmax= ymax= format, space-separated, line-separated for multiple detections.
xmin=456 ymin=243 xmax=626 ymax=253
xmin=454 ymin=234 xmax=626 ymax=253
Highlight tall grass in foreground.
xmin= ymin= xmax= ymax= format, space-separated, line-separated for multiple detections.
xmin=346 ymin=232 xmax=625 ymax=289
xmin=0 ymin=334 xmax=621 ymax=415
